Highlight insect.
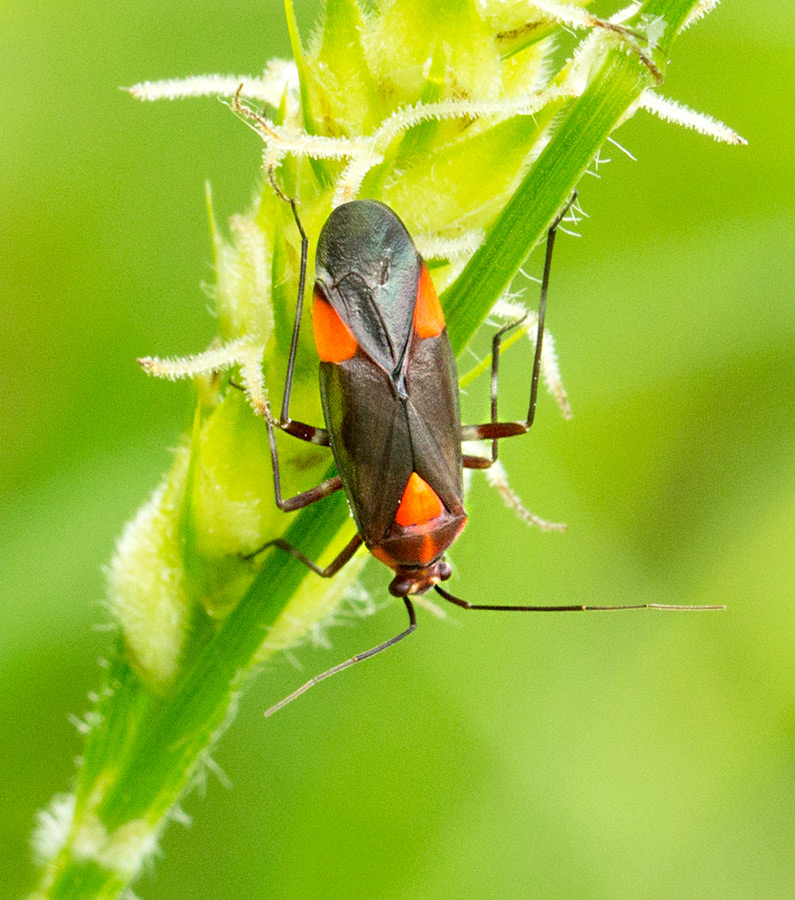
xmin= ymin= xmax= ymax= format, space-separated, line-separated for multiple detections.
xmin=239 ymin=188 xmax=720 ymax=717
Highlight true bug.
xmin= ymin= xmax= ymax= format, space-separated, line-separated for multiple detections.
xmin=241 ymin=188 xmax=720 ymax=717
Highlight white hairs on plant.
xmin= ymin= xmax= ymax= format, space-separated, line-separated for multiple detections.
xmin=126 ymin=3 xmax=741 ymax=207
xmin=639 ymin=90 xmax=747 ymax=144
xmin=139 ymin=339 xmax=270 ymax=419
xmin=32 ymin=791 xmax=160 ymax=881
xmin=232 ymin=82 xmax=575 ymax=204
xmin=682 ymin=0 xmax=721 ymax=30
xmin=31 ymin=794 xmax=76 ymax=866
xmin=414 ymin=229 xmax=485 ymax=260
xmin=127 ymin=74 xmax=577 ymax=208
xmin=531 ymin=0 xmax=656 ymax=43
xmin=138 ymin=338 xmax=254 ymax=381
xmin=485 ymin=459 xmax=567 ymax=531
xmin=127 ymin=60 xmax=299 ymax=105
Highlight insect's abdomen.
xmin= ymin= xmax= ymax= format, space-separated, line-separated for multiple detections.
xmin=319 ymin=326 xmax=465 ymax=562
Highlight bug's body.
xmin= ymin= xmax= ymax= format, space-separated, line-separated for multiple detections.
xmin=219 ymin=189 xmax=713 ymax=717
xmin=140 ymin=187 xmax=720 ymax=716
xmin=313 ymin=201 xmax=465 ymax=595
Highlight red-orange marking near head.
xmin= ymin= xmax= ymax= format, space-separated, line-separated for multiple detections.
xmin=370 ymin=545 xmax=397 ymax=570
xmin=312 ymin=292 xmax=358 ymax=362
xmin=413 ymin=264 xmax=445 ymax=338
xmin=417 ymin=534 xmax=440 ymax=566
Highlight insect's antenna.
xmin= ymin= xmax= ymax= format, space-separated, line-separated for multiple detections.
xmin=527 ymin=191 xmax=578 ymax=428
xmin=267 ymin=164 xmax=292 ymax=207
xmin=232 ymin=82 xmax=281 ymax=143
xmin=264 ymin=598 xmax=418 ymax=718
xmin=434 ymin=585 xmax=725 ymax=612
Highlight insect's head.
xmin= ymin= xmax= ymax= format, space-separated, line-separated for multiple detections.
xmin=388 ymin=559 xmax=453 ymax=597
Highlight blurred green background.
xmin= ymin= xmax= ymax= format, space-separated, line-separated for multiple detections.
xmin=2 ymin=2 xmax=793 ymax=897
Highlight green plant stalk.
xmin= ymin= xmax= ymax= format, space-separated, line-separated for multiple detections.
xmin=31 ymin=2 xmax=710 ymax=897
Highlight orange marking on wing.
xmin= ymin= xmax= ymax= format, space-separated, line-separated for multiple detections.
xmin=418 ymin=534 xmax=440 ymax=566
xmin=370 ymin=545 xmax=397 ymax=571
xmin=312 ymin=292 xmax=357 ymax=362
xmin=413 ymin=263 xmax=445 ymax=338
xmin=395 ymin=472 xmax=444 ymax=527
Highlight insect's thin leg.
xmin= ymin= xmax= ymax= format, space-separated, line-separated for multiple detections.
xmin=476 ymin=315 xmax=529 ymax=465
xmin=264 ymin=598 xmax=417 ymax=717
xmin=227 ymin=379 xmax=329 ymax=445
xmin=461 ymin=192 xmax=579 ymax=447
xmin=462 ymin=454 xmax=495 ymax=470
xmin=525 ymin=192 xmax=579 ymax=431
xmin=435 ymin=585 xmax=725 ymax=612
xmin=269 ymin=169 xmax=309 ymax=427
xmin=245 ymin=167 xmax=331 ymax=446
xmin=270 ymin=467 xmax=343 ymax=513
xmin=243 ymin=531 xmax=362 ymax=574
xmin=259 ymin=390 xmax=338 ymax=510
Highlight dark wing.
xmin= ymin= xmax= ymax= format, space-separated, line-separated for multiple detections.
xmin=404 ymin=331 xmax=465 ymax=517
xmin=319 ymin=356 xmax=413 ymax=546
xmin=319 ymin=328 xmax=465 ymax=547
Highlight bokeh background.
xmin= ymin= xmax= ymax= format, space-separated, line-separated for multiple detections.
xmin=2 ymin=2 xmax=793 ymax=897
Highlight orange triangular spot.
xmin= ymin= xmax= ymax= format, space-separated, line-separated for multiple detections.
xmin=312 ymin=292 xmax=357 ymax=362
xmin=418 ymin=534 xmax=439 ymax=566
xmin=413 ymin=264 xmax=445 ymax=338
xmin=370 ymin=545 xmax=397 ymax=571
xmin=395 ymin=472 xmax=444 ymax=527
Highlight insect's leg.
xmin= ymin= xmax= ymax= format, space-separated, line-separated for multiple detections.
xmin=226 ymin=166 xmax=330 ymax=452
xmin=228 ymin=380 xmax=329 ymax=446
xmin=461 ymin=315 xmax=528 ymax=467
xmin=244 ymin=530 xmax=361 ymax=572
xmin=521 ymin=192 xmax=578 ymax=433
xmin=270 ymin=171 xmax=311 ymax=429
xmin=462 ymin=454 xmax=495 ymax=470
xmin=267 ymin=460 xmax=343 ymax=511
xmin=258 ymin=382 xmax=337 ymax=511
xmin=228 ymin=377 xmax=334 ymax=518
xmin=264 ymin=598 xmax=417 ymax=717
xmin=222 ymin=163 xmax=328 ymax=444
xmin=435 ymin=585 xmax=725 ymax=613
xmin=461 ymin=192 xmax=578 ymax=448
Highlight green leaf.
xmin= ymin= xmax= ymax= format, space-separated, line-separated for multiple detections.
xmin=381 ymin=108 xmax=559 ymax=234
xmin=369 ymin=0 xmax=499 ymax=103
xmin=283 ymin=0 xmax=334 ymax=187
xmin=313 ymin=0 xmax=381 ymax=133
